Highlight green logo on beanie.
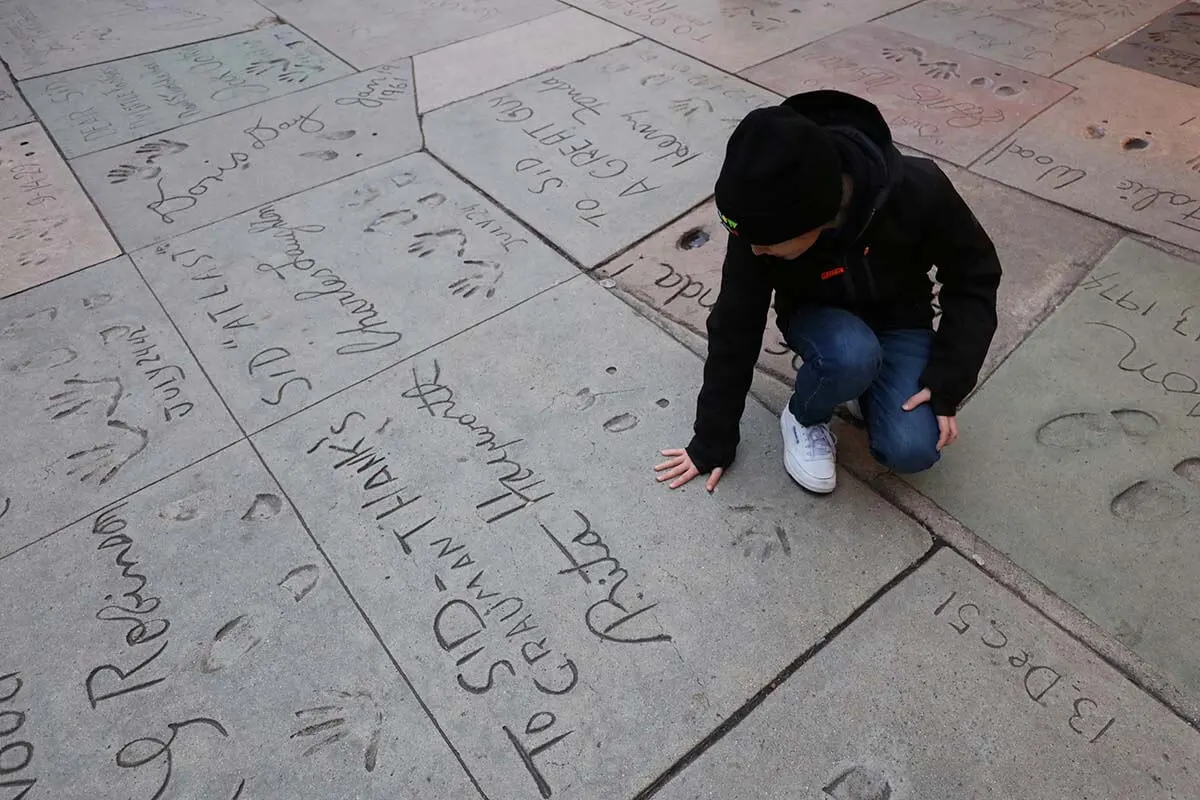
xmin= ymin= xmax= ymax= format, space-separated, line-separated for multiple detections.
xmin=718 ymin=211 xmax=739 ymax=235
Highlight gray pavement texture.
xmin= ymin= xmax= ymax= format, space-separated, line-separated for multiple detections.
xmin=1 ymin=1 xmax=1199 ymax=798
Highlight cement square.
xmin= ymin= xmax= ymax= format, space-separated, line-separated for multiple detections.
xmin=907 ymin=238 xmax=1200 ymax=699
xmin=880 ymin=0 xmax=1180 ymax=76
xmin=0 ymin=442 xmax=482 ymax=797
xmin=560 ymin=0 xmax=915 ymax=73
xmin=72 ymin=63 xmax=422 ymax=251
xmin=262 ymin=0 xmax=563 ymax=69
xmin=252 ymin=275 xmax=932 ymax=799
xmin=0 ymin=256 xmax=240 ymax=559
xmin=425 ymin=39 xmax=780 ymax=267
xmin=1100 ymin=1 xmax=1200 ymax=88
xmin=973 ymin=57 xmax=1200 ymax=251
xmin=0 ymin=0 xmax=273 ymax=79
xmin=0 ymin=66 xmax=32 ymax=130
xmin=656 ymin=550 xmax=1200 ymax=800
xmin=1 ymin=123 xmax=120 ymax=298
xmin=413 ymin=9 xmax=639 ymax=112
xmin=21 ymin=24 xmax=355 ymax=158
xmin=743 ymin=24 xmax=1072 ymax=166
xmin=130 ymin=152 xmax=577 ymax=432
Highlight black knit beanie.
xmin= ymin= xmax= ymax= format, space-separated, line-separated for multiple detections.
xmin=714 ymin=106 xmax=843 ymax=245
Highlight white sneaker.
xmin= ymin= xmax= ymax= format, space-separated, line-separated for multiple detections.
xmin=844 ymin=398 xmax=864 ymax=422
xmin=780 ymin=407 xmax=837 ymax=494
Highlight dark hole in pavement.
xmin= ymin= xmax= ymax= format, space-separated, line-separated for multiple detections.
xmin=677 ymin=227 xmax=710 ymax=250
xmin=1123 ymin=137 xmax=1150 ymax=150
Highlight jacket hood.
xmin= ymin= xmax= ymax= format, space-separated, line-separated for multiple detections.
xmin=782 ymin=90 xmax=904 ymax=220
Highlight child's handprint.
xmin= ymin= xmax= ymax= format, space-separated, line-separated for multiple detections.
xmin=408 ymin=228 xmax=467 ymax=259
xmin=106 ymin=164 xmax=161 ymax=184
xmin=448 ymin=260 xmax=503 ymax=299
xmin=66 ymin=420 xmax=149 ymax=486
xmin=134 ymin=139 xmax=188 ymax=163
xmin=881 ymin=45 xmax=925 ymax=63
xmin=920 ymin=59 xmax=960 ymax=80
xmin=45 ymin=376 xmax=123 ymax=420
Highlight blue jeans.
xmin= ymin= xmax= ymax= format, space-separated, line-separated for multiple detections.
xmin=784 ymin=307 xmax=941 ymax=474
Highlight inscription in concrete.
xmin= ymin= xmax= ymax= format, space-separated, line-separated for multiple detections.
xmin=974 ymin=57 xmax=1200 ymax=251
xmin=252 ymin=276 xmax=931 ymax=798
xmin=881 ymin=0 xmax=1180 ymax=76
xmin=0 ymin=67 xmax=32 ymax=130
xmin=561 ymin=0 xmax=913 ymax=72
xmin=1 ymin=123 xmax=120 ymax=298
xmin=908 ymin=238 xmax=1200 ymax=698
xmin=72 ymin=63 xmax=422 ymax=251
xmin=0 ymin=0 xmax=272 ymax=79
xmin=262 ymin=0 xmax=562 ymax=68
xmin=657 ymin=550 xmax=1200 ymax=800
xmin=744 ymin=24 xmax=1072 ymax=166
xmin=132 ymin=152 xmax=576 ymax=432
xmin=426 ymin=40 xmax=780 ymax=267
xmin=22 ymin=25 xmax=354 ymax=158
xmin=0 ymin=257 xmax=239 ymax=558
xmin=1101 ymin=1 xmax=1200 ymax=88
xmin=0 ymin=443 xmax=481 ymax=797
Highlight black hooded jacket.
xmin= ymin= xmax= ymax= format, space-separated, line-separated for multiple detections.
xmin=686 ymin=91 xmax=1002 ymax=474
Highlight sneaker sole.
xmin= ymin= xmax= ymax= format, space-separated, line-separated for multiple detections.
xmin=783 ymin=451 xmax=837 ymax=494
xmin=779 ymin=414 xmax=837 ymax=494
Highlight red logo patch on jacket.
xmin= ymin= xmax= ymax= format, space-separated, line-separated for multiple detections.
xmin=821 ymin=266 xmax=846 ymax=280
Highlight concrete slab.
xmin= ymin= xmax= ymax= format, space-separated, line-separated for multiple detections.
xmin=973 ymin=57 xmax=1200 ymax=251
xmin=560 ymin=0 xmax=914 ymax=73
xmin=413 ymin=9 xmax=638 ymax=112
xmin=742 ymin=24 xmax=1072 ymax=166
xmin=0 ymin=442 xmax=483 ymax=797
xmin=655 ymin=549 xmax=1200 ymax=800
xmin=425 ymin=40 xmax=780 ymax=267
xmin=907 ymin=238 xmax=1200 ymax=700
xmin=0 ymin=66 xmax=32 ymax=130
xmin=72 ymin=63 xmax=422 ymax=251
xmin=130 ymin=152 xmax=577 ymax=432
xmin=0 ymin=123 xmax=120 ymax=298
xmin=1100 ymin=1 xmax=1200 ymax=88
xmin=21 ymin=25 xmax=354 ymax=158
xmin=252 ymin=275 xmax=932 ymax=799
xmin=591 ymin=157 xmax=1118 ymax=394
xmin=0 ymin=256 xmax=239 ymax=559
xmin=263 ymin=0 xmax=563 ymax=69
xmin=0 ymin=0 xmax=273 ymax=79
xmin=880 ymin=0 xmax=1180 ymax=76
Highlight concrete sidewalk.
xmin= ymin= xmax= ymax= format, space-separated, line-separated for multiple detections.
xmin=0 ymin=1 xmax=1197 ymax=797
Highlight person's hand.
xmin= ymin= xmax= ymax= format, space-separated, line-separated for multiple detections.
xmin=654 ymin=448 xmax=724 ymax=491
xmin=901 ymin=388 xmax=959 ymax=451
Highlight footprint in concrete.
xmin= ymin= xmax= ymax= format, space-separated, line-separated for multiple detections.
xmin=1110 ymin=456 xmax=1200 ymax=521
xmin=603 ymin=412 xmax=639 ymax=433
xmin=201 ymin=615 xmax=263 ymax=673
xmin=279 ymin=564 xmax=320 ymax=602
xmin=159 ymin=492 xmax=205 ymax=523
xmin=1175 ymin=457 xmax=1200 ymax=484
xmin=1110 ymin=480 xmax=1189 ymax=521
xmin=824 ymin=765 xmax=892 ymax=800
xmin=242 ymin=492 xmax=283 ymax=522
xmin=1036 ymin=409 xmax=1158 ymax=450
